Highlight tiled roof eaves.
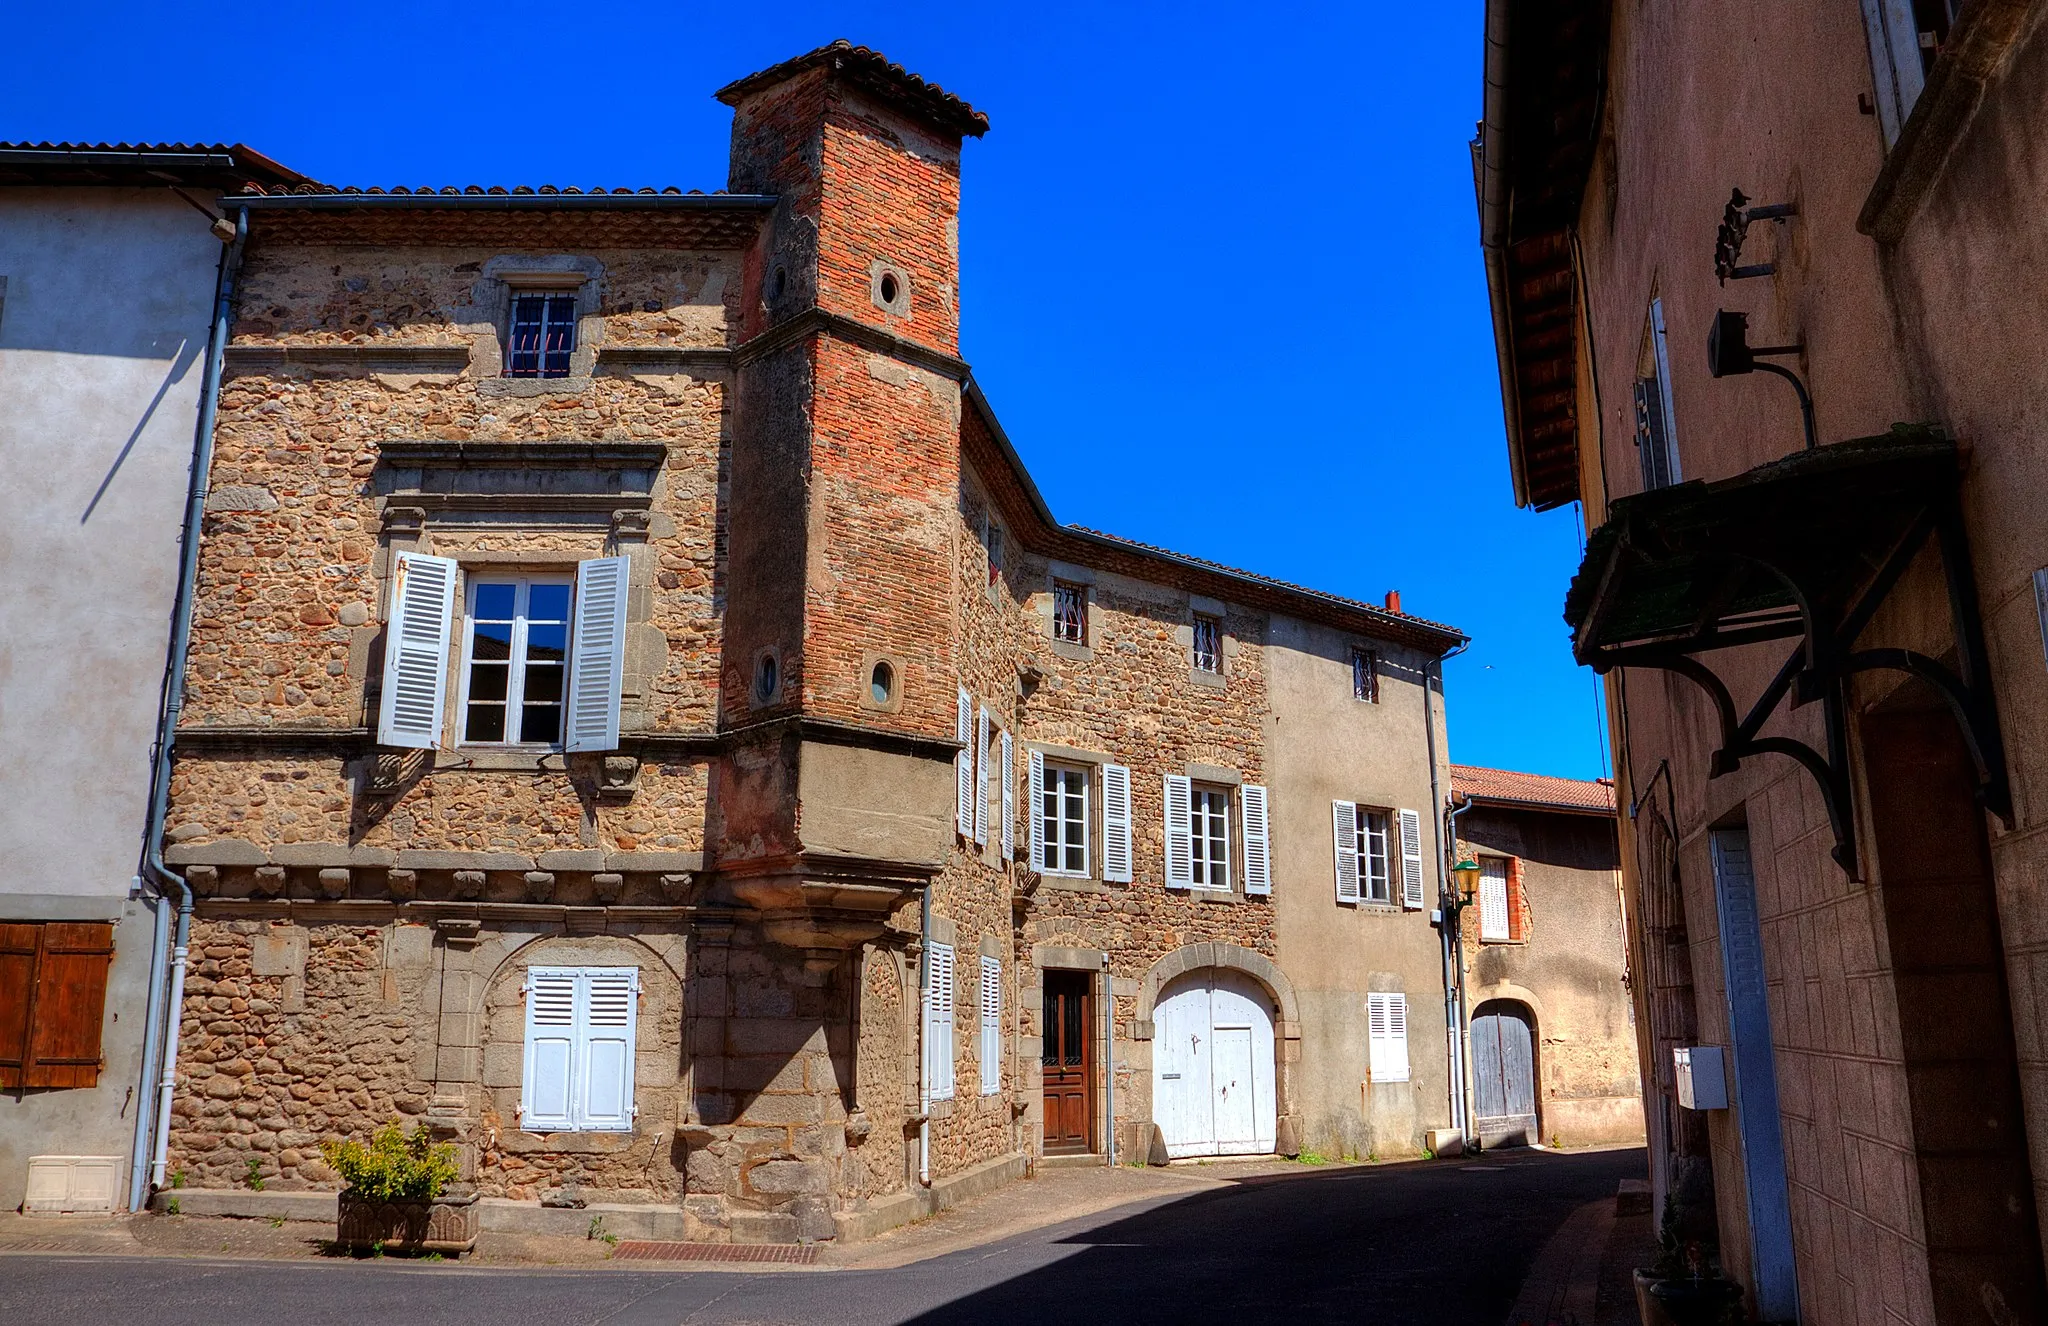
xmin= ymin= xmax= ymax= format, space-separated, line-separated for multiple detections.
xmin=715 ymin=40 xmax=990 ymax=138
xmin=1451 ymin=764 xmax=1616 ymax=815
xmin=225 ymin=191 xmax=778 ymax=212
xmin=963 ymin=379 xmax=1467 ymax=653
xmin=1458 ymin=791 xmax=1616 ymax=816
xmin=0 ymin=141 xmax=315 ymax=190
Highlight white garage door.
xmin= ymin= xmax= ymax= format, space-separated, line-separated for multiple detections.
xmin=1153 ymin=968 xmax=1277 ymax=1158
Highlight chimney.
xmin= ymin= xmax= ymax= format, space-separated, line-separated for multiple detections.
xmin=1384 ymin=590 xmax=1403 ymax=614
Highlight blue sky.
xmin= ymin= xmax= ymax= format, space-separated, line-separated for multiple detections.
xmin=6 ymin=1 xmax=1606 ymax=779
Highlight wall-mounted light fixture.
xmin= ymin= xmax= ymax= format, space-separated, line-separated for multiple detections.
xmin=1708 ymin=310 xmax=1817 ymax=452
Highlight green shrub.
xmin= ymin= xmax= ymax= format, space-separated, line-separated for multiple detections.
xmin=320 ymin=1123 xmax=458 ymax=1202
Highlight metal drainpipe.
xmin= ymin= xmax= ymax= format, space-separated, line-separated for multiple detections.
xmin=125 ymin=882 xmax=171 ymax=1211
xmin=1422 ymin=651 xmax=1469 ymax=1142
xmin=1102 ymin=952 xmax=1115 ymax=1168
xmin=919 ymin=884 xmax=931 ymax=1187
xmin=133 ymin=206 xmax=247 ymax=1203
xmin=1445 ymin=792 xmax=1476 ymax=1139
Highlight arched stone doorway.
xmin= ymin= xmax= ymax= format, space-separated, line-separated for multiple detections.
xmin=1471 ymin=998 xmax=1538 ymax=1148
xmin=1134 ymin=944 xmax=1300 ymax=1159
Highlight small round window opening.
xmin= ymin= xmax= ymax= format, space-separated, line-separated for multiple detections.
xmin=878 ymin=273 xmax=900 ymax=305
xmin=754 ymin=651 xmax=779 ymax=704
xmin=869 ymin=660 xmax=895 ymax=706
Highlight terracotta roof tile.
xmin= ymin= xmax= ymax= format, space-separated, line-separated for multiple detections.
xmin=1451 ymin=764 xmax=1615 ymax=814
xmin=716 ymin=39 xmax=989 ymax=138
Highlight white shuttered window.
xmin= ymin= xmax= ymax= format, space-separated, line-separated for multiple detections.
xmin=1366 ymin=992 xmax=1410 ymax=1083
xmin=564 ymin=556 xmax=629 ymax=752
xmin=1479 ymin=858 xmax=1511 ymax=941
xmin=521 ymin=966 xmax=639 ymax=1132
xmin=1332 ymin=800 xmax=1360 ymax=903
xmin=999 ymin=730 xmax=1015 ymax=863
xmin=979 ymin=956 xmax=1002 ymax=1096
xmin=974 ymin=706 xmax=992 ymax=846
xmin=1102 ymin=763 xmax=1133 ymax=883
xmin=925 ymin=942 xmax=956 ymax=1101
xmin=1399 ymin=808 xmax=1426 ymax=909
xmin=1241 ymin=784 xmax=1271 ymax=894
xmin=956 ymin=688 xmax=974 ymax=837
xmin=1163 ymin=775 xmax=1195 ymax=888
xmin=377 ymin=551 xmax=458 ymax=749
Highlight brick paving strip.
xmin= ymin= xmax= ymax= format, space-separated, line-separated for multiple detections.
xmin=1501 ymin=1195 xmax=1615 ymax=1326
xmin=611 ymin=1241 xmax=819 ymax=1265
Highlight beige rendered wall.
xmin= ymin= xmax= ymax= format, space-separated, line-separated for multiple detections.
xmin=0 ymin=187 xmax=222 ymax=905
xmin=1265 ymin=615 xmax=1451 ymax=1158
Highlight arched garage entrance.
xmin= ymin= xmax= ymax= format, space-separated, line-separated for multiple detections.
xmin=1153 ymin=969 xmax=1276 ymax=1158
xmin=1472 ymin=999 xmax=1538 ymax=1148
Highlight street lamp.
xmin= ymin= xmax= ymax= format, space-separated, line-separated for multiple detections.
xmin=1447 ymin=858 xmax=1481 ymax=915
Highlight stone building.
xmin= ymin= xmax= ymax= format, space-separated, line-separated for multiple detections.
xmin=154 ymin=42 xmax=1467 ymax=1241
xmin=1481 ymin=0 xmax=2048 ymax=1319
xmin=0 ymin=142 xmax=310 ymax=1215
xmin=1448 ymin=765 xmax=1643 ymax=1150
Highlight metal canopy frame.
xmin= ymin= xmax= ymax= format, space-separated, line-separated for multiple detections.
xmin=1566 ymin=433 xmax=2010 ymax=875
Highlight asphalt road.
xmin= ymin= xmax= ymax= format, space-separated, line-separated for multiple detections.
xmin=0 ymin=1147 xmax=1643 ymax=1326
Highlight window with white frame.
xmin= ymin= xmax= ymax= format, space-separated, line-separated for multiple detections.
xmin=1190 ymin=784 xmax=1231 ymax=890
xmin=1039 ymin=762 xmax=1090 ymax=876
xmin=505 ymin=292 xmax=578 ymax=379
xmin=1863 ymin=0 xmax=1966 ymax=145
xmin=1052 ymin=581 xmax=1087 ymax=644
xmin=979 ymin=956 xmax=1002 ymax=1096
xmin=463 ymin=577 xmax=570 ymax=744
xmin=1332 ymin=801 xmax=1392 ymax=904
xmin=925 ymin=942 xmax=955 ymax=1102
xmin=1352 ymin=649 xmax=1379 ymax=703
xmin=1192 ymin=614 xmax=1223 ymax=674
xmin=1366 ymin=991 xmax=1409 ymax=1083
xmin=520 ymin=966 xmax=639 ymax=1133
xmin=1479 ymin=857 xmax=1512 ymax=942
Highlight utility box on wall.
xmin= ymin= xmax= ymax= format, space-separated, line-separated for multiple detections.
xmin=24 ymin=1156 xmax=123 ymax=1214
xmin=1674 ymin=1046 xmax=1729 ymax=1111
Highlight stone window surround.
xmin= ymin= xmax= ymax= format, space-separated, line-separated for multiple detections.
xmin=372 ymin=514 xmax=655 ymax=775
xmin=1184 ymin=594 xmax=1231 ymax=688
xmin=473 ymin=254 xmax=605 ymax=395
xmin=857 ymin=651 xmax=906 ymax=714
xmin=1025 ymin=740 xmax=1114 ymax=887
xmin=869 ymin=258 xmax=912 ymax=318
xmin=1041 ymin=561 xmax=1102 ymax=662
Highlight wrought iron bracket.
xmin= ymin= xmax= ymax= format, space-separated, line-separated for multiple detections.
xmin=1589 ymin=493 xmax=2010 ymax=877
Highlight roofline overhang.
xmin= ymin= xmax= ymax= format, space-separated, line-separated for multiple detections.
xmin=962 ymin=377 xmax=1468 ymax=655
xmin=1456 ymin=793 xmax=1617 ymax=818
xmin=223 ymin=192 xmax=779 ymax=213
xmin=0 ymin=142 xmax=315 ymax=191
xmin=1478 ymin=0 xmax=1532 ymax=509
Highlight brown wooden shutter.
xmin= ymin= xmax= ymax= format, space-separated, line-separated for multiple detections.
xmin=23 ymin=923 xmax=115 ymax=1088
xmin=1507 ymin=856 xmax=1527 ymax=942
xmin=0 ymin=924 xmax=39 ymax=1088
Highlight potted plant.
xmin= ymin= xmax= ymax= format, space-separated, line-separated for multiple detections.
xmin=322 ymin=1122 xmax=476 ymax=1256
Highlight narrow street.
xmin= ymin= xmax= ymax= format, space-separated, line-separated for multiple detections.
xmin=0 ymin=1148 xmax=1643 ymax=1326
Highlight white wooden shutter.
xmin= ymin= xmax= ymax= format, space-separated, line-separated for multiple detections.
xmin=1163 ymin=774 xmax=1194 ymax=888
xmin=927 ymin=943 xmax=956 ymax=1101
xmin=564 ymin=556 xmax=629 ymax=752
xmin=956 ymin=688 xmax=974 ymax=837
xmin=979 ymin=956 xmax=1001 ymax=1096
xmin=1028 ymin=749 xmax=1047 ymax=870
xmin=1366 ymin=993 xmax=1411 ymax=1083
xmin=1241 ymin=784 xmax=1271 ymax=895
xmin=520 ymin=967 xmax=578 ymax=1132
xmin=1479 ymin=859 xmax=1510 ymax=941
xmin=999 ymin=730 xmax=1015 ymax=863
xmin=577 ymin=968 xmax=638 ymax=1130
xmin=1399 ymin=808 xmax=1426 ymax=909
xmin=1102 ymin=763 xmax=1133 ymax=883
xmin=1332 ymin=800 xmax=1360 ymax=903
xmin=974 ymin=706 xmax=992 ymax=846
xmin=376 ymin=551 xmax=457 ymax=750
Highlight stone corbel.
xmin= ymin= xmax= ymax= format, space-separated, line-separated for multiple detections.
xmin=523 ymin=871 xmax=557 ymax=902
xmin=433 ymin=917 xmax=482 ymax=948
xmin=253 ymin=865 xmax=287 ymax=897
xmin=381 ymin=505 xmax=428 ymax=544
xmin=610 ymin=508 xmax=652 ymax=541
xmin=317 ymin=868 xmax=351 ymax=899
xmin=660 ymin=872 xmax=695 ymax=903
xmin=598 ymin=754 xmax=641 ymax=801
xmin=185 ymin=865 xmax=220 ymax=897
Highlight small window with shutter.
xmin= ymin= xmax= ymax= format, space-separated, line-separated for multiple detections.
xmin=1038 ymin=760 xmax=1091 ymax=876
xmin=1479 ymin=857 xmax=1512 ymax=942
xmin=0 ymin=923 xmax=114 ymax=1090
xmin=1366 ymin=992 xmax=1410 ymax=1083
xmin=520 ymin=965 xmax=639 ymax=1133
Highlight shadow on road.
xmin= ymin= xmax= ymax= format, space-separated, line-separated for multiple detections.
xmin=903 ymin=1146 xmax=1647 ymax=1326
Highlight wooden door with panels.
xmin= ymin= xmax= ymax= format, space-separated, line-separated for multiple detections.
xmin=1040 ymin=970 xmax=1094 ymax=1154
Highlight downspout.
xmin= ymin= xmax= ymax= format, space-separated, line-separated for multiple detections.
xmin=1102 ymin=952 xmax=1115 ymax=1167
xmin=1445 ymin=791 xmax=1476 ymax=1139
xmin=1423 ymin=651 xmax=1470 ymax=1143
xmin=132 ymin=206 xmax=248 ymax=1204
xmin=919 ymin=884 xmax=931 ymax=1187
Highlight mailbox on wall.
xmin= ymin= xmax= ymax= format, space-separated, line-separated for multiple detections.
xmin=1674 ymin=1046 xmax=1729 ymax=1110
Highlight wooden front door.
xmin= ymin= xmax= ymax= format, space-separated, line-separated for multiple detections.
xmin=1472 ymin=1000 xmax=1538 ymax=1147
xmin=1041 ymin=970 xmax=1094 ymax=1154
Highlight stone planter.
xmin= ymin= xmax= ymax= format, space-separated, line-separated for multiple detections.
xmin=335 ymin=1189 xmax=478 ymax=1256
